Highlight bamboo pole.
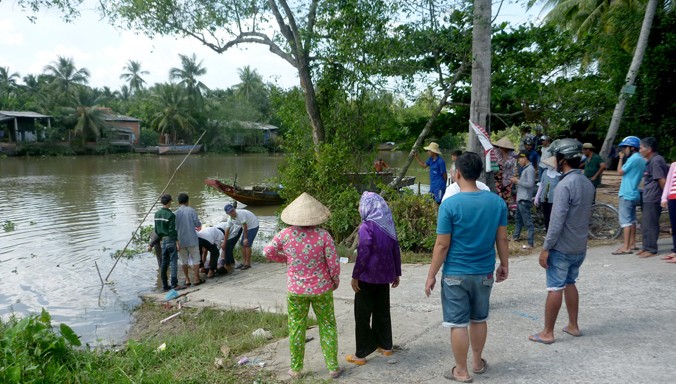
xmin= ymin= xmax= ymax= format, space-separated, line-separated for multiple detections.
xmin=104 ymin=131 xmax=207 ymax=282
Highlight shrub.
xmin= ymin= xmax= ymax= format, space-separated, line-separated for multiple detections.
xmin=383 ymin=188 xmax=438 ymax=252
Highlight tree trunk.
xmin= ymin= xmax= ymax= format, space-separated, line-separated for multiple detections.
xmin=469 ymin=0 xmax=492 ymax=186
xmin=600 ymin=0 xmax=658 ymax=161
xmin=297 ymin=60 xmax=325 ymax=146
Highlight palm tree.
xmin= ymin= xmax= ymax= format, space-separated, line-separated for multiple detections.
xmin=150 ymin=83 xmax=197 ymax=144
xmin=234 ymin=66 xmax=265 ymax=102
xmin=0 ymin=67 xmax=20 ymax=96
xmin=43 ymin=56 xmax=90 ymax=97
xmin=120 ymin=60 xmax=149 ymax=94
xmin=169 ymin=53 xmax=209 ymax=103
xmin=61 ymin=87 xmax=108 ymax=144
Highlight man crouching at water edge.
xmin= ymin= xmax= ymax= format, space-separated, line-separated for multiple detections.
xmin=425 ymin=152 xmax=509 ymax=383
xmin=529 ymin=139 xmax=594 ymax=345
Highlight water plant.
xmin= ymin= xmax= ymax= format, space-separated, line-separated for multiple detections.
xmin=2 ymin=220 xmax=16 ymax=232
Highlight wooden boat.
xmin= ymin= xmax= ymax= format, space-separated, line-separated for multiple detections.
xmin=205 ymin=178 xmax=284 ymax=206
xmin=158 ymin=144 xmax=202 ymax=155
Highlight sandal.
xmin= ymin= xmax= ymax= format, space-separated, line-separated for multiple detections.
xmin=443 ymin=366 xmax=473 ymax=382
xmin=346 ymin=354 xmax=366 ymax=365
xmin=472 ymin=358 xmax=487 ymax=374
xmin=193 ymin=279 xmax=205 ymax=286
xmin=330 ymin=367 xmax=344 ymax=379
xmin=288 ymin=369 xmax=301 ymax=379
xmin=240 ymin=264 xmax=252 ymax=270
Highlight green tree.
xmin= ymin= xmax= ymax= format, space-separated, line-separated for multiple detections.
xmin=234 ymin=66 xmax=265 ymax=103
xmin=0 ymin=67 xmax=20 ymax=95
xmin=149 ymin=83 xmax=197 ymax=144
xmin=169 ymin=53 xmax=209 ymax=104
xmin=120 ymin=60 xmax=149 ymax=94
xmin=61 ymin=87 xmax=108 ymax=144
xmin=42 ymin=56 xmax=90 ymax=97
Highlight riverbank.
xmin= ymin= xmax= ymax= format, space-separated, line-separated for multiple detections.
xmin=137 ymin=238 xmax=676 ymax=383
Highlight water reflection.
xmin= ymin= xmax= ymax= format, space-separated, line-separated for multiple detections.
xmin=0 ymin=152 xmax=430 ymax=344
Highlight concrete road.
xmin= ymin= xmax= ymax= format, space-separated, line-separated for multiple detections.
xmin=144 ymin=238 xmax=676 ymax=383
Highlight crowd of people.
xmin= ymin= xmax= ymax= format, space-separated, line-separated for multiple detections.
xmin=148 ymin=132 xmax=674 ymax=381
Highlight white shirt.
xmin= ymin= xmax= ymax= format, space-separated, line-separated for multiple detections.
xmin=442 ymin=181 xmax=491 ymax=202
xmin=197 ymin=226 xmax=224 ymax=245
xmin=219 ymin=221 xmax=242 ymax=240
xmin=228 ymin=209 xmax=259 ymax=229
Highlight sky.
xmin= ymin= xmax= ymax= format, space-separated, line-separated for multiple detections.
xmin=0 ymin=1 xmax=542 ymax=92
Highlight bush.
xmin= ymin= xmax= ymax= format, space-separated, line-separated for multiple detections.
xmin=383 ymin=188 xmax=438 ymax=252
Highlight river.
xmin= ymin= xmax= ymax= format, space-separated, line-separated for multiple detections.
xmin=0 ymin=152 xmax=429 ymax=345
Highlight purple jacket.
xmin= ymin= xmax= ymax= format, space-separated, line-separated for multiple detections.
xmin=353 ymin=222 xmax=401 ymax=284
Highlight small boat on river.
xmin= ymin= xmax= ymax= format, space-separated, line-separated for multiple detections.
xmin=205 ymin=179 xmax=284 ymax=206
xmin=134 ymin=145 xmax=203 ymax=154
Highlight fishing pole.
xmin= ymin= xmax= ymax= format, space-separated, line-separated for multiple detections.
xmin=103 ymin=130 xmax=207 ymax=283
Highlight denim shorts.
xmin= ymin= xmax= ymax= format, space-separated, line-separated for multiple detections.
xmin=546 ymin=249 xmax=585 ymax=291
xmin=440 ymin=273 xmax=494 ymax=327
xmin=618 ymin=196 xmax=638 ymax=227
xmin=240 ymin=226 xmax=259 ymax=246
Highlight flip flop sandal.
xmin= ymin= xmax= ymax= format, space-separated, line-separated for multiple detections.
xmin=192 ymin=279 xmax=205 ymax=286
xmin=472 ymin=358 xmax=487 ymax=374
xmin=377 ymin=347 xmax=393 ymax=356
xmin=443 ymin=367 xmax=473 ymax=382
xmin=330 ymin=367 xmax=344 ymax=379
xmin=240 ymin=264 xmax=252 ymax=270
xmin=528 ymin=333 xmax=554 ymax=345
xmin=346 ymin=354 xmax=367 ymax=365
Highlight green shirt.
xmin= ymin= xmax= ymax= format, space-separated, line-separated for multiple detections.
xmin=154 ymin=207 xmax=177 ymax=240
xmin=584 ymin=153 xmax=604 ymax=187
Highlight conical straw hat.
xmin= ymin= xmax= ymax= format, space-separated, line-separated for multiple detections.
xmin=494 ymin=137 xmax=515 ymax=150
xmin=542 ymin=156 xmax=558 ymax=169
xmin=281 ymin=192 xmax=331 ymax=226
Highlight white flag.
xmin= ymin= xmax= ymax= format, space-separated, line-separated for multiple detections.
xmin=469 ymin=120 xmax=493 ymax=152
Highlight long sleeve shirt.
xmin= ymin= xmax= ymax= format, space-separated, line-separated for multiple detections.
xmin=516 ymin=164 xmax=535 ymax=202
xmin=543 ymin=170 xmax=595 ymax=254
xmin=264 ymin=226 xmax=340 ymax=295
xmin=661 ymin=162 xmax=676 ymax=203
xmin=353 ymin=222 xmax=401 ymax=284
xmin=154 ymin=207 xmax=177 ymax=240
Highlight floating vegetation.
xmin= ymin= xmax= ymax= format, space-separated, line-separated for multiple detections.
xmin=3 ymin=220 xmax=16 ymax=232
xmin=110 ymin=225 xmax=155 ymax=259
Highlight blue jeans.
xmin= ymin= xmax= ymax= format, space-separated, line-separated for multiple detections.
xmin=618 ymin=196 xmax=638 ymax=228
xmin=546 ymin=249 xmax=585 ymax=291
xmin=440 ymin=273 xmax=494 ymax=327
xmin=513 ymin=200 xmax=534 ymax=246
xmin=160 ymin=237 xmax=178 ymax=289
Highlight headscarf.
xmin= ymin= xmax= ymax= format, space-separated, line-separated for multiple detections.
xmin=359 ymin=192 xmax=398 ymax=241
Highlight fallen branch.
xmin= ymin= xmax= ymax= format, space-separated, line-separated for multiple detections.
xmin=160 ymin=311 xmax=182 ymax=324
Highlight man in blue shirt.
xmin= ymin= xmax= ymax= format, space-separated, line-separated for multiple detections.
xmin=425 ymin=151 xmax=509 ymax=382
xmin=612 ymin=136 xmax=647 ymax=255
xmin=414 ymin=142 xmax=447 ymax=204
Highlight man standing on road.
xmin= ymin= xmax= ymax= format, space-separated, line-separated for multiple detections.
xmin=529 ymin=139 xmax=594 ymax=345
xmin=154 ymin=194 xmax=178 ymax=291
xmin=510 ymin=150 xmax=536 ymax=249
xmin=414 ymin=142 xmax=447 ymax=205
xmin=175 ymin=193 xmax=203 ymax=286
xmin=581 ymin=143 xmax=606 ymax=203
xmin=637 ymin=137 xmax=669 ymax=258
xmin=425 ymin=152 xmax=509 ymax=382
xmin=612 ymin=136 xmax=646 ymax=255
xmin=224 ymin=203 xmax=259 ymax=270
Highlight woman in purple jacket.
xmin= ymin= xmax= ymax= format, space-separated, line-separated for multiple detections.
xmin=346 ymin=192 xmax=402 ymax=365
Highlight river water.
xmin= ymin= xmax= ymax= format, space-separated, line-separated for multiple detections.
xmin=0 ymin=152 xmax=429 ymax=345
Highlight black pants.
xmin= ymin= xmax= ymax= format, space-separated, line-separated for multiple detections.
xmin=198 ymin=237 xmax=220 ymax=271
xmin=542 ymin=202 xmax=553 ymax=232
xmin=354 ymin=281 xmax=392 ymax=358
xmin=224 ymin=228 xmax=242 ymax=265
xmin=641 ymin=202 xmax=662 ymax=253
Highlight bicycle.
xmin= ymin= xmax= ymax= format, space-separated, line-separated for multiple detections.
xmin=588 ymin=203 xmax=622 ymax=240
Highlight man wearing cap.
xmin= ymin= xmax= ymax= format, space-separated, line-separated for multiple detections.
xmin=175 ymin=193 xmax=203 ymax=286
xmin=529 ymin=139 xmax=594 ymax=344
xmin=223 ymin=204 xmax=259 ymax=270
xmin=510 ymin=150 xmax=536 ymax=249
xmin=581 ymin=143 xmax=606 ymax=203
xmin=414 ymin=142 xmax=447 ymax=204
xmin=154 ymin=194 xmax=178 ymax=291
xmin=612 ymin=136 xmax=647 ymax=255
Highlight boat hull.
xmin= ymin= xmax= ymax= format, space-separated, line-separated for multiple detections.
xmin=205 ymin=179 xmax=284 ymax=206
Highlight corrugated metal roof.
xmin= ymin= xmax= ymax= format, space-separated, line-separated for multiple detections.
xmin=102 ymin=113 xmax=141 ymax=122
xmin=0 ymin=111 xmax=51 ymax=118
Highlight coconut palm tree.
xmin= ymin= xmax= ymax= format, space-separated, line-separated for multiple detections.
xmin=43 ymin=56 xmax=90 ymax=97
xmin=120 ymin=60 xmax=149 ymax=94
xmin=234 ymin=66 xmax=265 ymax=102
xmin=61 ymin=87 xmax=108 ymax=144
xmin=150 ymin=83 xmax=197 ymax=144
xmin=169 ymin=53 xmax=209 ymax=103
xmin=0 ymin=67 xmax=20 ymax=96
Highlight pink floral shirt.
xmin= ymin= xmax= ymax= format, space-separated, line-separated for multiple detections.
xmin=264 ymin=226 xmax=340 ymax=295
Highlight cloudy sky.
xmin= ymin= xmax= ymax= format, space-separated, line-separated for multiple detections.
xmin=0 ymin=1 xmax=542 ymax=91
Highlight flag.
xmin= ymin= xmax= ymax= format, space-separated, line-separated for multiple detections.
xmin=469 ymin=120 xmax=494 ymax=173
xmin=469 ymin=120 xmax=493 ymax=153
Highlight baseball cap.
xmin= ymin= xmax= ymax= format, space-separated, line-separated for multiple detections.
xmin=224 ymin=203 xmax=235 ymax=214
xmin=513 ymin=150 xmax=529 ymax=158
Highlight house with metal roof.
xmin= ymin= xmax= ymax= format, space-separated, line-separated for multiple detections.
xmin=0 ymin=111 xmax=52 ymax=144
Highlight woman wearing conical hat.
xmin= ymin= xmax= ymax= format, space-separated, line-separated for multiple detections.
xmin=264 ymin=193 xmax=343 ymax=379
xmin=493 ymin=137 xmax=517 ymax=205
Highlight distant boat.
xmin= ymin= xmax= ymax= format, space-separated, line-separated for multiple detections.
xmin=134 ymin=145 xmax=202 ymax=154
xmin=377 ymin=142 xmax=396 ymax=151
xmin=205 ymin=179 xmax=284 ymax=206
